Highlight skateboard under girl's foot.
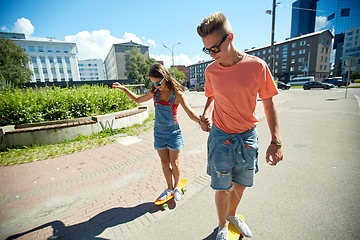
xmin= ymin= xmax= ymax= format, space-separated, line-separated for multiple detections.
xmin=155 ymin=178 xmax=187 ymax=210
xmin=228 ymin=214 xmax=246 ymax=239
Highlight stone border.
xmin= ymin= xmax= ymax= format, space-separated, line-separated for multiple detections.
xmin=0 ymin=106 xmax=148 ymax=150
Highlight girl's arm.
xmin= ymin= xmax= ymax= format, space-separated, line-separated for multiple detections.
xmin=112 ymin=82 xmax=153 ymax=103
xmin=176 ymin=91 xmax=201 ymax=123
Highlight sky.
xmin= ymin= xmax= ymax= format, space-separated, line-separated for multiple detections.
xmin=0 ymin=0 xmax=295 ymax=68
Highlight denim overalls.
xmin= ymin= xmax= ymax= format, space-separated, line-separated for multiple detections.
xmin=153 ymin=89 xmax=183 ymax=151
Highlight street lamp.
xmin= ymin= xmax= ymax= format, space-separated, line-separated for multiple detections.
xmin=163 ymin=42 xmax=181 ymax=77
xmin=266 ymin=0 xmax=277 ymax=76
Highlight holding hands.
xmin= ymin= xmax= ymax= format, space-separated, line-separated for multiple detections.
xmin=199 ymin=115 xmax=211 ymax=132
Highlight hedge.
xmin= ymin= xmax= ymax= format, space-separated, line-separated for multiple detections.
xmin=0 ymin=85 xmax=138 ymax=126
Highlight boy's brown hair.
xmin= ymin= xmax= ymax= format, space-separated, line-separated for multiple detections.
xmin=197 ymin=12 xmax=232 ymax=37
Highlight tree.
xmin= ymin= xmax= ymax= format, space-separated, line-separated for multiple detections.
xmin=124 ymin=47 xmax=157 ymax=88
xmin=168 ymin=67 xmax=186 ymax=84
xmin=350 ymin=71 xmax=360 ymax=81
xmin=0 ymin=37 xmax=32 ymax=89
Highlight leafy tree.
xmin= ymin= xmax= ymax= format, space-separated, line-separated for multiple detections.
xmin=124 ymin=47 xmax=157 ymax=88
xmin=350 ymin=71 xmax=360 ymax=80
xmin=0 ymin=37 xmax=32 ymax=89
xmin=168 ymin=67 xmax=186 ymax=83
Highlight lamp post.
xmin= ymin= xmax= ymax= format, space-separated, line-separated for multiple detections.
xmin=266 ymin=0 xmax=277 ymax=76
xmin=307 ymin=44 xmax=310 ymax=77
xmin=163 ymin=42 xmax=181 ymax=77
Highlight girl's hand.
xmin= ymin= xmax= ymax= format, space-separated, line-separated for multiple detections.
xmin=112 ymin=82 xmax=125 ymax=89
xmin=200 ymin=116 xmax=211 ymax=132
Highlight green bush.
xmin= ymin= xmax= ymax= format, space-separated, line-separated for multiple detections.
xmin=0 ymin=85 xmax=138 ymax=126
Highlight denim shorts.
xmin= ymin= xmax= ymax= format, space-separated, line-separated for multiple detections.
xmin=154 ymin=125 xmax=184 ymax=151
xmin=207 ymin=125 xmax=259 ymax=190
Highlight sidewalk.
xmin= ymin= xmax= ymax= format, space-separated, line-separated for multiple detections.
xmin=1 ymin=90 xmax=360 ymax=240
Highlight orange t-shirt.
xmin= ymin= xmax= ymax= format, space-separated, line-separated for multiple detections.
xmin=205 ymin=53 xmax=279 ymax=134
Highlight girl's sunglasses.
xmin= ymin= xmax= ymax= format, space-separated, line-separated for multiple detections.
xmin=202 ymin=32 xmax=230 ymax=55
xmin=153 ymin=78 xmax=165 ymax=87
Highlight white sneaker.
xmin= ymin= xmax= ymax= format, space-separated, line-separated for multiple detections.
xmin=216 ymin=226 xmax=228 ymax=240
xmin=174 ymin=187 xmax=182 ymax=201
xmin=227 ymin=215 xmax=252 ymax=238
xmin=158 ymin=189 xmax=173 ymax=200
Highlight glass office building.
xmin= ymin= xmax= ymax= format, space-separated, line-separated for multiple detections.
xmin=291 ymin=0 xmax=317 ymax=38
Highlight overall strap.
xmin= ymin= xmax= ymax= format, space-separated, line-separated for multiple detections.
xmin=155 ymin=89 xmax=159 ymax=102
xmin=169 ymin=90 xmax=177 ymax=105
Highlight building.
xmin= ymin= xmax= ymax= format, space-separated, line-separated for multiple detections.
xmin=186 ymin=60 xmax=214 ymax=88
xmin=0 ymin=32 xmax=80 ymax=83
xmin=104 ymin=41 xmax=149 ymax=81
xmin=291 ymin=0 xmax=318 ymax=38
xmin=78 ymin=59 xmax=106 ymax=81
xmin=245 ymin=30 xmax=333 ymax=82
xmin=315 ymin=0 xmax=360 ymax=76
xmin=342 ymin=26 xmax=360 ymax=75
xmin=173 ymin=65 xmax=188 ymax=85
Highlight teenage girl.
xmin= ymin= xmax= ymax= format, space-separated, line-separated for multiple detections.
xmin=112 ymin=63 xmax=206 ymax=201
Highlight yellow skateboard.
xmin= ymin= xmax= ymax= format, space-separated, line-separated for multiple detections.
xmin=228 ymin=214 xmax=245 ymax=239
xmin=155 ymin=178 xmax=187 ymax=210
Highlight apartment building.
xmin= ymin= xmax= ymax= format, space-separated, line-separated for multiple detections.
xmin=78 ymin=59 xmax=106 ymax=81
xmin=104 ymin=41 xmax=149 ymax=80
xmin=1 ymin=32 xmax=80 ymax=83
xmin=187 ymin=59 xmax=214 ymax=88
xmin=245 ymin=30 xmax=333 ymax=82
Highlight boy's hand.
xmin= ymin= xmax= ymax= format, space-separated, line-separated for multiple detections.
xmin=112 ymin=82 xmax=125 ymax=89
xmin=266 ymin=144 xmax=283 ymax=166
xmin=200 ymin=116 xmax=211 ymax=132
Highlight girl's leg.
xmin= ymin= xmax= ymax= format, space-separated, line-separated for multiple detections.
xmin=157 ymin=149 xmax=173 ymax=189
xmin=169 ymin=150 xmax=180 ymax=188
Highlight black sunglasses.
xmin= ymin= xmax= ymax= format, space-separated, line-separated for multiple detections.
xmin=203 ymin=33 xmax=230 ymax=54
xmin=152 ymin=78 xmax=165 ymax=87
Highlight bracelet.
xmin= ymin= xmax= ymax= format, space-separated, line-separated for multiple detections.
xmin=271 ymin=141 xmax=282 ymax=146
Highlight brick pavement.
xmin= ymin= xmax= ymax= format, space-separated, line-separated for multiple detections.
xmin=0 ymin=97 xmax=211 ymax=240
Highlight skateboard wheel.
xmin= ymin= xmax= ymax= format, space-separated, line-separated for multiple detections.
xmin=162 ymin=203 xmax=168 ymax=210
xmin=182 ymin=187 xmax=187 ymax=194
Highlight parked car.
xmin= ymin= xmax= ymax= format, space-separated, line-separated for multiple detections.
xmin=323 ymin=77 xmax=350 ymax=87
xmin=196 ymin=86 xmax=205 ymax=92
xmin=277 ymin=81 xmax=290 ymax=90
xmin=303 ymin=81 xmax=335 ymax=90
xmin=289 ymin=76 xmax=314 ymax=86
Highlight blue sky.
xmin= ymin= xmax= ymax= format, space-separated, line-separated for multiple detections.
xmin=0 ymin=0 xmax=294 ymax=67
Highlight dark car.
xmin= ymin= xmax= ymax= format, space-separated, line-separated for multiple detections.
xmin=196 ymin=86 xmax=205 ymax=92
xmin=303 ymin=81 xmax=335 ymax=90
xmin=277 ymin=81 xmax=290 ymax=90
xmin=323 ymin=77 xmax=349 ymax=87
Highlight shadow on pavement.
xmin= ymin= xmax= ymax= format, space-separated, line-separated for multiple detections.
xmin=6 ymin=202 xmax=159 ymax=240
xmin=203 ymin=227 xmax=217 ymax=240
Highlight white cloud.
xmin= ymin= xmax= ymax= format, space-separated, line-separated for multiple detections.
xmin=147 ymin=39 xmax=156 ymax=48
xmin=65 ymin=30 xmax=157 ymax=61
xmin=315 ymin=16 xmax=328 ymax=32
xmin=1 ymin=25 xmax=8 ymax=31
xmin=150 ymin=53 xmax=205 ymax=68
xmin=13 ymin=18 xmax=34 ymax=36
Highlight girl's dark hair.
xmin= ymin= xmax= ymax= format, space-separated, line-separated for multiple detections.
xmin=148 ymin=63 xmax=184 ymax=93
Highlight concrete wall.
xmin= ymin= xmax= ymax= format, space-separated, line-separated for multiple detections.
xmin=0 ymin=106 xmax=148 ymax=150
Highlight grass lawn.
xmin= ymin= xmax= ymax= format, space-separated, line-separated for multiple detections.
xmin=0 ymin=114 xmax=154 ymax=166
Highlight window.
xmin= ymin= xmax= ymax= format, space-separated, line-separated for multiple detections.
xmin=88 ymin=64 xmax=92 ymax=66
xmin=55 ymin=47 xmax=60 ymax=53
xmin=65 ymin=57 xmax=70 ymax=63
xmin=320 ymin=65 xmax=322 ymax=70
xmin=31 ymin=57 xmax=37 ymax=62
xmin=262 ymin=50 xmax=266 ymax=54
xmin=291 ymin=59 xmax=295 ymax=64
xmin=40 ymin=57 xmax=46 ymax=63
xmin=43 ymin=68 xmax=48 ymax=74
xmin=47 ymin=47 xmax=52 ymax=52
xmin=29 ymin=46 xmax=35 ymax=52
xmin=275 ymin=47 xmax=279 ymax=52
xmin=291 ymin=51 xmax=296 ymax=56
xmin=49 ymin=57 xmax=54 ymax=63
xmin=290 ymin=67 xmax=294 ymax=72
xmin=299 ymin=41 xmax=306 ymax=46
xmin=292 ymin=43 xmax=296 ymax=48
xmin=67 ymin=69 xmax=71 ymax=74
xmin=38 ymin=46 xmax=44 ymax=52
xmin=94 ymin=64 xmax=97 ymax=66
xmin=51 ymin=68 xmax=56 ymax=74
xmin=341 ymin=8 xmax=350 ymax=17
xmin=63 ymin=48 xmax=69 ymax=53
xmin=299 ymin=49 xmax=306 ymax=54
xmin=34 ymin=68 xmax=39 ymax=74
xmin=57 ymin=57 xmax=62 ymax=63
xmin=328 ymin=13 xmax=335 ymax=21
xmin=325 ymin=57 xmax=327 ymax=62
xmin=59 ymin=68 xmax=64 ymax=74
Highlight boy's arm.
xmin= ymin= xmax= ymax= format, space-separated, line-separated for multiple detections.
xmin=112 ymin=82 xmax=153 ymax=103
xmin=262 ymin=97 xmax=283 ymax=166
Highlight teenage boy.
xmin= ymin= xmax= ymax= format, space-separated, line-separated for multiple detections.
xmin=197 ymin=12 xmax=283 ymax=240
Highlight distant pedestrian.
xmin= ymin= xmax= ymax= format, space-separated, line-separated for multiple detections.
xmin=113 ymin=63 xmax=209 ymax=201
xmin=197 ymin=12 xmax=284 ymax=239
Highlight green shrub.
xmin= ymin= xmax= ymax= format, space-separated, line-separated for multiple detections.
xmin=0 ymin=85 xmax=137 ymax=126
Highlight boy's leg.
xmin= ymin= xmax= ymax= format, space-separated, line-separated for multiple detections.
xmin=169 ymin=150 xmax=180 ymax=188
xmin=157 ymin=149 xmax=173 ymax=189
xmin=228 ymin=183 xmax=246 ymax=216
xmin=215 ymin=190 xmax=231 ymax=228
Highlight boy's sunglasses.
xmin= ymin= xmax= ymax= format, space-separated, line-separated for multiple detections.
xmin=153 ymin=78 xmax=165 ymax=87
xmin=203 ymin=33 xmax=230 ymax=55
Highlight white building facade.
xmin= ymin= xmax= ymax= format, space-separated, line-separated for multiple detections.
xmin=1 ymin=32 xmax=80 ymax=83
xmin=78 ymin=59 xmax=106 ymax=81
xmin=342 ymin=26 xmax=360 ymax=75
